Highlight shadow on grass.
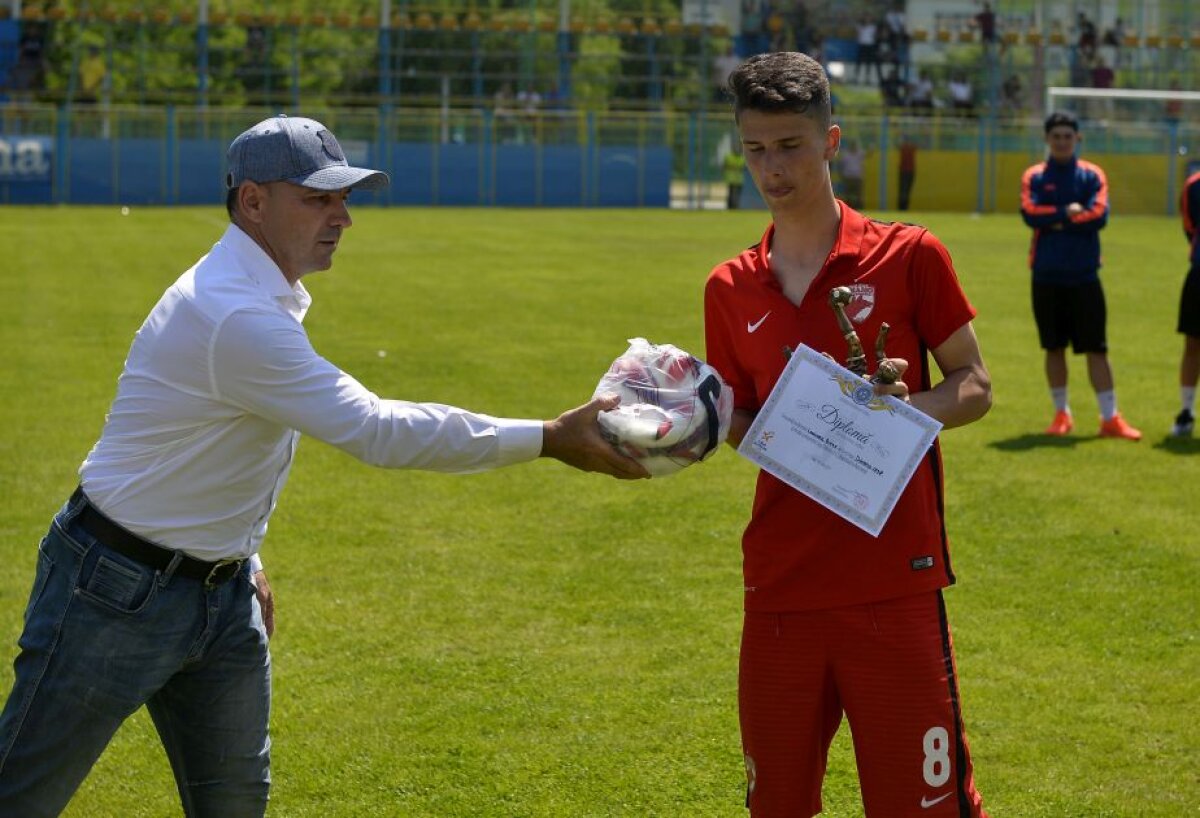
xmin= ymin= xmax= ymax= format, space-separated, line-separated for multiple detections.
xmin=987 ymin=433 xmax=1085 ymax=451
xmin=1153 ymin=436 xmax=1199 ymax=455
xmin=990 ymin=433 xmax=1199 ymax=453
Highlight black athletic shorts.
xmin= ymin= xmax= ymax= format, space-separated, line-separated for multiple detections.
xmin=1031 ymin=279 xmax=1107 ymax=353
xmin=1179 ymin=265 xmax=1200 ymax=337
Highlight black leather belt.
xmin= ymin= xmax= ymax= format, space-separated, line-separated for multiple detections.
xmin=70 ymin=487 xmax=245 ymax=589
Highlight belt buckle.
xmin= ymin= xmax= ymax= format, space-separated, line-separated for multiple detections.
xmin=204 ymin=559 xmax=243 ymax=590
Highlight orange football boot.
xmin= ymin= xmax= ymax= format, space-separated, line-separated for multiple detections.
xmin=1098 ymin=413 xmax=1142 ymax=441
xmin=1044 ymin=410 xmax=1073 ymax=436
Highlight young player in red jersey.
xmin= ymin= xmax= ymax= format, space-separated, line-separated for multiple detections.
xmin=1020 ymin=112 xmax=1141 ymax=440
xmin=1172 ymin=170 xmax=1200 ymax=437
xmin=704 ymin=52 xmax=993 ymax=817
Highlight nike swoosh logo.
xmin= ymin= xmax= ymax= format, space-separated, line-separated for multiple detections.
xmin=920 ymin=792 xmax=952 ymax=808
xmin=747 ymin=311 xmax=771 ymax=333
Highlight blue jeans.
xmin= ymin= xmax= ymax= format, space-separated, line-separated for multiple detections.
xmin=0 ymin=494 xmax=271 ymax=817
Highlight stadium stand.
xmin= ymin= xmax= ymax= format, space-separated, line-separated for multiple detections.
xmin=0 ymin=1 xmax=1194 ymax=113
xmin=0 ymin=1 xmax=1196 ymax=212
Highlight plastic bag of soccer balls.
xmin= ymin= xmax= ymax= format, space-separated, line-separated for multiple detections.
xmin=592 ymin=338 xmax=734 ymax=477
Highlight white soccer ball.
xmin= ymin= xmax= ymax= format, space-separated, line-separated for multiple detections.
xmin=594 ymin=338 xmax=733 ymax=477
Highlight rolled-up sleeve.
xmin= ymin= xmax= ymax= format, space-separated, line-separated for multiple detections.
xmin=210 ymin=307 xmax=543 ymax=473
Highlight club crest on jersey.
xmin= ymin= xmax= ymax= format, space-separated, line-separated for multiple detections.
xmin=844 ymin=284 xmax=875 ymax=323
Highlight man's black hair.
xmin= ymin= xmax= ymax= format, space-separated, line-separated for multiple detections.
xmin=1044 ymin=111 xmax=1079 ymax=133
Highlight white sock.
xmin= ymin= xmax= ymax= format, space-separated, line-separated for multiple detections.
xmin=1097 ymin=390 xmax=1117 ymax=421
xmin=1051 ymin=387 xmax=1070 ymax=414
xmin=1182 ymin=387 xmax=1196 ymax=414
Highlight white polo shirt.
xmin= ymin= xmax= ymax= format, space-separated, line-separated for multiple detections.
xmin=79 ymin=224 xmax=543 ymax=563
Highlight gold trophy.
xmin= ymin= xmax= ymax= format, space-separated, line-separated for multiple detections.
xmin=828 ymin=286 xmax=900 ymax=385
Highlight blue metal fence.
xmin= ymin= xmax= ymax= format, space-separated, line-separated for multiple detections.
xmin=3 ymin=102 xmax=1197 ymax=213
xmin=0 ymin=105 xmax=674 ymax=207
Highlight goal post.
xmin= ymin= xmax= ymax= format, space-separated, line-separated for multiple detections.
xmin=1045 ymin=85 xmax=1200 ymax=122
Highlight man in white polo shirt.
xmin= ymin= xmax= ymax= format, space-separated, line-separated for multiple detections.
xmin=0 ymin=115 xmax=646 ymax=817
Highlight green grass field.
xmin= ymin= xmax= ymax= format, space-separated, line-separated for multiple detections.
xmin=0 ymin=206 xmax=1196 ymax=817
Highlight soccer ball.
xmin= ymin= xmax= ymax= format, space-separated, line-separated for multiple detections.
xmin=593 ymin=338 xmax=733 ymax=477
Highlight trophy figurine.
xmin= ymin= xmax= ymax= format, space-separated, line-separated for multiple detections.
xmin=828 ymin=286 xmax=900 ymax=385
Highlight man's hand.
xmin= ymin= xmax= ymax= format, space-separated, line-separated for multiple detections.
xmin=872 ymin=358 xmax=910 ymax=402
xmin=253 ymin=569 xmax=275 ymax=639
xmin=542 ymin=395 xmax=650 ymax=479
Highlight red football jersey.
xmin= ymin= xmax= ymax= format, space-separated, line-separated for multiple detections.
xmin=704 ymin=206 xmax=977 ymax=612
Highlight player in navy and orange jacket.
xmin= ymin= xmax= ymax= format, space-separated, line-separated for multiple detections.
xmin=1020 ymin=111 xmax=1141 ymax=440
xmin=1171 ymin=170 xmax=1200 ymax=436
xmin=706 ymin=51 xmax=992 ymax=818
xmin=1020 ymin=143 xmax=1107 ymax=283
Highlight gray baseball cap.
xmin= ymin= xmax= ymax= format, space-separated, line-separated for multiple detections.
xmin=226 ymin=115 xmax=389 ymax=192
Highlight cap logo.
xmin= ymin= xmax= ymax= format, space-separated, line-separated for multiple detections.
xmin=226 ymin=116 xmax=388 ymax=192
xmin=317 ymin=130 xmax=345 ymax=163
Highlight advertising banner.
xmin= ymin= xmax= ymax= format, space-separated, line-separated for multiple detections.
xmin=0 ymin=136 xmax=53 ymax=183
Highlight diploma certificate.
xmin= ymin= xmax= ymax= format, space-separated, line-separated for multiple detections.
xmin=737 ymin=344 xmax=943 ymax=537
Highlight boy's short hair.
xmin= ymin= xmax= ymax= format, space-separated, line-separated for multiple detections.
xmin=727 ymin=52 xmax=831 ymax=128
xmin=1043 ymin=111 xmax=1079 ymax=133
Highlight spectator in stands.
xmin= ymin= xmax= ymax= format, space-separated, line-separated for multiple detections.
xmin=948 ymin=73 xmax=974 ymax=115
xmin=807 ymin=28 xmax=826 ymax=71
xmin=1090 ymin=56 xmax=1114 ymax=89
xmin=764 ymin=2 xmax=789 ymax=53
xmin=1002 ymin=73 xmax=1024 ymax=114
xmin=741 ymin=0 xmax=768 ymax=55
xmin=880 ymin=66 xmax=906 ymax=108
xmin=245 ymin=26 xmax=267 ymax=63
xmin=975 ymin=2 xmax=997 ymax=46
xmin=883 ymin=3 xmax=907 ymax=72
xmin=77 ymin=46 xmax=106 ymax=105
xmin=1076 ymin=12 xmax=1098 ymax=60
xmin=238 ymin=26 xmax=273 ymax=105
xmin=853 ymin=14 xmax=881 ymax=84
xmin=1069 ymin=50 xmax=1092 ymax=89
xmin=1102 ymin=18 xmax=1127 ymax=68
xmin=1102 ymin=17 xmax=1125 ymax=47
xmin=713 ymin=44 xmax=741 ymax=103
xmin=908 ymin=71 xmax=934 ymax=114
xmin=493 ymin=82 xmax=518 ymax=143
xmin=898 ymin=133 xmax=917 ymax=210
xmin=876 ymin=17 xmax=903 ymax=79
xmin=786 ymin=0 xmax=810 ymax=53
xmin=1020 ymin=111 xmax=1141 ymax=440
xmin=8 ymin=21 xmax=47 ymax=100
xmin=542 ymin=82 xmax=566 ymax=111
xmin=838 ymin=138 xmax=865 ymax=208
xmin=1090 ymin=57 xmax=1114 ymax=116
xmin=517 ymin=85 xmax=542 ymax=142
xmin=517 ymin=85 xmax=541 ymax=115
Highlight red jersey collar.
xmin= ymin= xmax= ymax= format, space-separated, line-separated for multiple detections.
xmin=752 ymin=202 xmax=867 ymax=287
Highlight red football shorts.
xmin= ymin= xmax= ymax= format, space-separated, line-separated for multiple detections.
xmin=739 ymin=591 xmax=988 ymax=817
